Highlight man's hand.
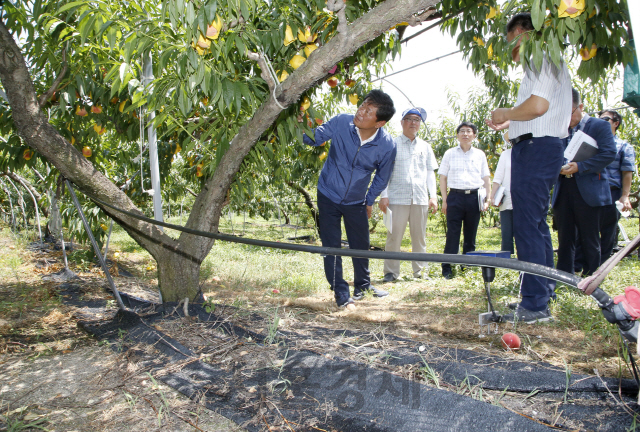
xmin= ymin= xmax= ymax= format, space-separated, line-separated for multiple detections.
xmin=366 ymin=205 xmax=373 ymax=219
xmin=441 ymin=200 xmax=447 ymax=216
xmin=489 ymin=110 xmax=511 ymax=129
xmin=560 ymin=162 xmax=578 ymax=176
xmin=620 ymin=196 xmax=633 ymax=211
xmin=482 ymin=200 xmax=490 ymax=212
xmin=489 ymin=194 xmax=498 ymax=207
xmin=485 ymin=118 xmax=510 ymax=132
xmin=378 ymin=198 xmax=389 ymax=214
xmin=428 ymin=197 xmax=438 ymax=214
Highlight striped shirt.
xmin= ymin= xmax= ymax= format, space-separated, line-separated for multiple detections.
xmin=509 ymin=55 xmax=572 ymax=140
xmin=438 ymin=144 xmax=490 ymax=190
xmin=380 ymin=135 xmax=438 ymax=205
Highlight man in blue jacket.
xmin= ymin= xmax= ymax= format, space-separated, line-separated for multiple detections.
xmin=552 ymin=88 xmax=616 ymax=277
xmin=304 ymin=89 xmax=396 ymax=309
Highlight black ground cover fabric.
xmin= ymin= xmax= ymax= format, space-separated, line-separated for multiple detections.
xmin=60 ymin=284 xmax=638 ymax=431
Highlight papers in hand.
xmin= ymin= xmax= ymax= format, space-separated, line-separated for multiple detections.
xmin=564 ymin=130 xmax=598 ymax=162
xmin=616 ymin=201 xmax=631 ymax=218
xmin=493 ymin=185 xmax=505 ymax=206
xmin=383 ymin=207 xmax=392 ymax=234
xmin=478 ymin=187 xmax=487 ymax=211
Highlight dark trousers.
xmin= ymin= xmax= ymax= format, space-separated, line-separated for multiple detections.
xmin=511 ymin=136 xmax=564 ymax=312
xmin=601 ymin=188 xmax=622 ymax=262
xmin=500 ymin=209 xmax=515 ymax=254
xmin=442 ymin=191 xmax=481 ymax=274
xmin=554 ymin=176 xmax=604 ymax=276
xmin=317 ymin=190 xmax=370 ymax=305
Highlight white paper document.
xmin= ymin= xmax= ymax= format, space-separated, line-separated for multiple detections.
xmin=564 ymin=130 xmax=598 ymax=162
xmin=383 ymin=208 xmax=392 ymax=234
xmin=477 ymin=187 xmax=487 ymax=211
xmin=493 ymin=185 xmax=505 ymax=206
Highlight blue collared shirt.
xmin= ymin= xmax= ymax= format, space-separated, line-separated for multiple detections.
xmin=604 ymin=135 xmax=636 ymax=189
xmin=303 ymin=114 xmax=397 ymax=206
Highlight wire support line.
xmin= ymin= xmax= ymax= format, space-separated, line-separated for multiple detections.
xmin=371 ymin=50 xmax=461 ymax=82
xmin=399 ymin=7 xmax=470 ymax=45
xmin=81 ymin=187 xmax=583 ymax=288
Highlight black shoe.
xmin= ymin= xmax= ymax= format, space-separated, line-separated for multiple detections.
xmin=338 ymin=298 xmax=355 ymax=308
xmin=352 ymin=290 xmax=365 ymax=301
xmin=353 ymin=286 xmax=389 ymax=300
xmin=382 ymin=273 xmax=397 ymax=283
xmin=501 ymin=305 xmax=553 ymax=324
xmin=442 ymin=272 xmax=454 ymax=280
xmin=370 ymin=286 xmax=389 ymax=297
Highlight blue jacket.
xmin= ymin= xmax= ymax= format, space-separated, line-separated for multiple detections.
xmin=552 ymin=116 xmax=617 ymax=208
xmin=304 ymin=114 xmax=397 ymax=206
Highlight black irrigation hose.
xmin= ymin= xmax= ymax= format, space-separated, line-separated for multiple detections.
xmin=83 ymin=188 xmax=582 ymax=288
xmin=75 ymin=185 xmax=640 ymax=345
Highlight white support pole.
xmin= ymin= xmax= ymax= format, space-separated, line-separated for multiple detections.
xmin=629 ymin=1 xmax=640 ymax=67
xmin=143 ymin=51 xmax=164 ymax=228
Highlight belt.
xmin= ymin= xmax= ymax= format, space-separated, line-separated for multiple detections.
xmin=510 ymin=133 xmax=533 ymax=145
xmin=450 ymin=188 xmax=478 ymax=194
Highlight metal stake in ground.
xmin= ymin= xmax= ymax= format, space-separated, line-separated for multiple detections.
xmin=103 ymin=220 xmax=114 ymax=257
xmin=65 ymin=180 xmax=125 ymax=310
xmin=13 ymin=176 xmax=43 ymax=246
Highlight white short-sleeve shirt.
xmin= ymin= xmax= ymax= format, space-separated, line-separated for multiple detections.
xmin=438 ymin=144 xmax=490 ymax=190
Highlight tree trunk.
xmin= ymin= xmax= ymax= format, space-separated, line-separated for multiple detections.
xmin=155 ymin=250 xmax=201 ymax=302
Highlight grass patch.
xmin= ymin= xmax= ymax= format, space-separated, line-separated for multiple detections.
xmin=18 ymin=210 xmax=640 ymax=377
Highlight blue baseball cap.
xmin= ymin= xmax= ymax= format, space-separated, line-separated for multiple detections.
xmin=402 ymin=107 xmax=427 ymax=122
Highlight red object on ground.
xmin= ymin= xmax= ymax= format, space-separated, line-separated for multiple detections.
xmin=272 ymin=289 xmax=280 ymax=294
xmin=501 ymin=333 xmax=521 ymax=350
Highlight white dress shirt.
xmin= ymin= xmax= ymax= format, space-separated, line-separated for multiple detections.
xmin=438 ymin=144 xmax=490 ymax=190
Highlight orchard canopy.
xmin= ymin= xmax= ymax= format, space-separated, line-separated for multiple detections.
xmin=0 ymin=0 xmax=634 ymax=302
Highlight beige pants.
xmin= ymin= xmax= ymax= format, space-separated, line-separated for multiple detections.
xmin=383 ymin=203 xmax=428 ymax=278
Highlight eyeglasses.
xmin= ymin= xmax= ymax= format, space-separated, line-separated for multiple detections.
xmin=457 ymin=129 xmax=475 ymax=135
xmin=600 ymin=116 xmax=612 ymax=122
xmin=403 ymin=117 xmax=422 ymax=124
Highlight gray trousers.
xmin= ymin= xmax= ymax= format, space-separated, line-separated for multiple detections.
xmin=383 ymin=203 xmax=429 ymax=277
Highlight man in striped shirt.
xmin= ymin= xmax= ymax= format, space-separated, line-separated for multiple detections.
xmin=438 ymin=122 xmax=491 ymax=279
xmin=487 ymin=12 xmax=572 ymax=324
xmin=378 ymin=108 xmax=438 ymax=282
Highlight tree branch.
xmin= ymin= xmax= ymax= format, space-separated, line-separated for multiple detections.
xmin=185 ymin=186 xmax=198 ymax=198
xmin=38 ymin=48 xmax=67 ymax=108
xmin=247 ymin=51 xmax=277 ymax=91
xmin=0 ymin=171 xmax=47 ymax=217
xmin=327 ymin=0 xmax=348 ymax=35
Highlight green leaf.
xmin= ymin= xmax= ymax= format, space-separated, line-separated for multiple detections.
xmin=79 ymin=14 xmax=98 ymax=44
xmin=531 ymin=0 xmax=544 ymax=31
xmin=204 ymin=0 xmax=218 ymax=23
xmin=234 ymin=81 xmax=242 ymax=115
xmin=186 ymin=1 xmax=196 ymax=25
xmin=56 ymin=0 xmax=86 ymax=14
xmin=533 ymin=38 xmax=543 ymax=71
xmin=240 ymin=0 xmax=251 ymax=22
